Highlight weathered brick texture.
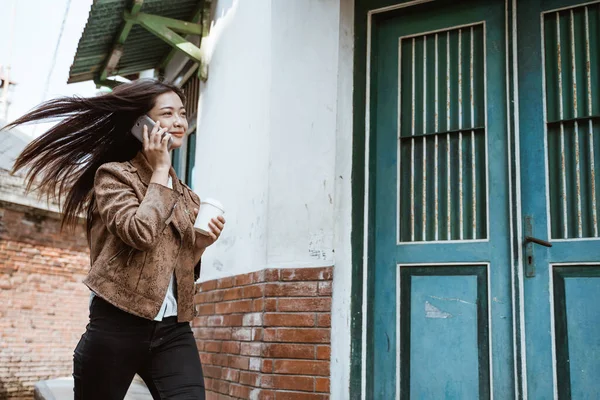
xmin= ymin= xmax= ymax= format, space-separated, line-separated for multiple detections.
xmin=192 ymin=267 xmax=333 ymax=400
xmin=0 ymin=205 xmax=89 ymax=399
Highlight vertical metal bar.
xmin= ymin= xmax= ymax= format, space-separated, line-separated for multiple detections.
xmin=585 ymin=6 xmax=598 ymax=236
xmin=470 ymin=26 xmax=477 ymax=239
xmin=411 ymin=38 xmax=416 ymax=241
xmin=434 ymin=33 xmax=439 ymax=241
xmin=570 ymin=10 xmax=583 ymax=238
xmin=557 ymin=12 xmax=569 ymax=238
xmin=446 ymin=31 xmax=452 ymax=240
xmin=422 ymin=36 xmax=428 ymax=241
xmin=458 ymin=29 xmax=464 ymax=240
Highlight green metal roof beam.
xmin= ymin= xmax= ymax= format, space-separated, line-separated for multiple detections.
xmin=123 ymin=11 xmax=207 ymax=81
xmin=158 ymin=0 xmax=209 ymax=72
xmin=125 ymin=12 xmax=203 ymax=35
xmin=99 ymin=0 xmax=144 ymax=82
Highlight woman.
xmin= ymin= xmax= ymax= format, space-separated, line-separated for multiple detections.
xmin=6 ymin=79 xmax=223 ymax=399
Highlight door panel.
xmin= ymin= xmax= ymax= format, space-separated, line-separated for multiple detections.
xmin=368 ymin=0 xmax=513 ymax=398
xmin=518 ymin=0 xmax=600 ymax=398
xmin=400 ymin=266 xmax=490 ymax=399
xmin=553 ymin=267 xmax=600 ymax=398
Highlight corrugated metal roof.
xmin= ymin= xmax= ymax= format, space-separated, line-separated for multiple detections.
xmin=68 ymin=0 xmax=202 ymax=84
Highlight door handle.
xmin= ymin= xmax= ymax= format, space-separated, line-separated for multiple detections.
xmin=524 ymin=236 xmax=553 ymax=248
xmin=524 ymin=216 xmax=552 ymax=278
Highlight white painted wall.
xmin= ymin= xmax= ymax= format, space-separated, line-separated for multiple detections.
xmin=266 ymin=1 xmax=339 ymax=268
xmin=193 ymin=0 xmax=272 ymax=278
xmin=194 ymin=0 xmax=349 ymax=280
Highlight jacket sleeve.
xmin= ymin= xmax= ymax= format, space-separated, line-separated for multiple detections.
xmin=94 ymin=163 xmax=179 ymax=251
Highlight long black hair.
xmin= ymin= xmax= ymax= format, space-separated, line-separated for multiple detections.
xmin=3 ymin=78 xmax=185 ymax=235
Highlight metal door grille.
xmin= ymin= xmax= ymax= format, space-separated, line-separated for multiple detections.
xmin=398 ymin=24 xmax=487 ymax=242
xmin=544 ymin=3 xmax=600 ymax=239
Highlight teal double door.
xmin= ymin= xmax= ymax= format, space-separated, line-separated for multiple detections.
xmin=366 ymin=0 xmax=600 ymax=398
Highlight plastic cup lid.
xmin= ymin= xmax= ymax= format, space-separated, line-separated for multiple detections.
xmin=201 ymin=197 xmax=224 ymax=211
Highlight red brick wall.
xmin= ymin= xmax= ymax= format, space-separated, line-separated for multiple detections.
xmin=193 ymin=267 xmax=333 ymax=400
xmin=0 ymin=205 xmax=90 ymax=399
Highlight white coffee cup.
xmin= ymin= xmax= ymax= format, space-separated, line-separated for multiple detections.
xmin=194 ymin=198 xmax=225 ymax=236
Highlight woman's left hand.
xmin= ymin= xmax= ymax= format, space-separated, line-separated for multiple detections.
xmin=194 ymin=214 xmax=226 ymax=252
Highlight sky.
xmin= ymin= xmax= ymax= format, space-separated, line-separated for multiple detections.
xmin=0 ymin=0 xmax=98 ymax=137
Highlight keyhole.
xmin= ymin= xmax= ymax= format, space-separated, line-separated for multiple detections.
xmin=528 ymin=256 xmax=532 ymax=265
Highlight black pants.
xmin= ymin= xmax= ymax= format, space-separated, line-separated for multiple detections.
xmin=73 ymin=296 xmax=205 ymax=399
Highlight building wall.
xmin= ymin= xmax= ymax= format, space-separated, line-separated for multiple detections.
xmin=266 ymin=1 xmax=339 ymax=268
xmin=0 ymin=204 xmax=89 ymax=399
xmin=193 ymin=267 xmax=333 ymax=400
xmin=192 ymin=0 xmax=272 ymax=280
xmin=192 ymin=0 xmax=346 ymax=280
xmin=186 ymin=1 xmax=355 ymax=398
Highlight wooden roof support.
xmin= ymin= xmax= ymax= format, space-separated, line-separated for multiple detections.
xmin=123 ymin=11 xmax=208 ymax=81
xmin=97 ymin=0 xmax=144 ymax=86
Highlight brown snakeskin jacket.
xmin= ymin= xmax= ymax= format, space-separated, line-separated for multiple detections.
xmin=84 ymin=151 xmax=202 ymax=322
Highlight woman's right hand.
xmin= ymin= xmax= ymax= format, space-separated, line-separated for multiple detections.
xmin=142 ymin=121 xmax=171 ymax=172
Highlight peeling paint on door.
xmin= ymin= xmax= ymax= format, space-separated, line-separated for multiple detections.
xmin=425 ymin=301 xmax=453 ymax=319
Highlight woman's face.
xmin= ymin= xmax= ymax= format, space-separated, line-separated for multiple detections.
xmin=147 ymin=91 xmax=188 ymax=150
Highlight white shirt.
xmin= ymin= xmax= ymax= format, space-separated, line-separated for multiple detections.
xmin=153 ymin=176 xmax=178 ymax=321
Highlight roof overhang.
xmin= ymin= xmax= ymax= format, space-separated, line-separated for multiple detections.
xmin=68 ymin=0 xmax=210 ymax=88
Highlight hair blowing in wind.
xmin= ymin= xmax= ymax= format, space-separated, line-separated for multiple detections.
xmin=3 ymin=79 xmax=185 ymax=234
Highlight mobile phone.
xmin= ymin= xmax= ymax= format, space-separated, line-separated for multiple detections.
xmin=130 ymin=115 xmax=173 ymax=150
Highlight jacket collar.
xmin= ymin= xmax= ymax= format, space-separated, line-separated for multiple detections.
xmin=128 ymin=151 xmax=183 ymax=195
